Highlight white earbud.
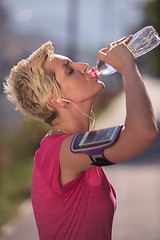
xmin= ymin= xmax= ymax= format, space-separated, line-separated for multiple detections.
xmin=57 ymin=98 xmax=69 ymax=103
xmin=61 ymin=98 xmax=71 ymax=103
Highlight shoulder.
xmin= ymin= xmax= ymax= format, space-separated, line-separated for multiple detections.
xmin=34 ymin=134 xmax=69 ymax=170
xmin=33 ymin=134 xmax=71 ymax=191
xmin=38 ymin=134 xmax=68 ymax=152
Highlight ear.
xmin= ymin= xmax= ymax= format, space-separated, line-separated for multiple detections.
xmin=48 ymin=95 xmax=66 ymax=108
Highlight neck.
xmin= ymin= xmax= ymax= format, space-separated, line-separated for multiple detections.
xmin=51 ymin=100 xmax=94 ymax=134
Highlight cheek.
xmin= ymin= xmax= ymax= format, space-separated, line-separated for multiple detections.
xmin=63 ymin=83 xmax=87 ymax=102
xmin=63 ymin=77 xmax=84 ymax=95
xmin=61 ymin=82 xmax=78 ymax=100
xmin=62 ymin=76 xmax=104 ymax=102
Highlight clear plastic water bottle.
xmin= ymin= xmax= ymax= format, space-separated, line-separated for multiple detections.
xmin=91 ymin=26 xmax=160 ymax=77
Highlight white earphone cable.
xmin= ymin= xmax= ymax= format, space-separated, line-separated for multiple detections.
xmin=61 ymin=98 xmax=95 ymax=130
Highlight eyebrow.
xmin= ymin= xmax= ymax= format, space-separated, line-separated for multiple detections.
xmin=63 ymin=59 xmax=68 ymax=67
xmin=63 ymin=58 xmax=72 ymax=66
xmin=62 ymin=59 xmax=71 ymax=74
xmin=51 ymin=57 xmax=71 ymax=77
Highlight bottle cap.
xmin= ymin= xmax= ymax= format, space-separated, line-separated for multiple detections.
xmin=91 ymin=67 xmax=99 ymax=78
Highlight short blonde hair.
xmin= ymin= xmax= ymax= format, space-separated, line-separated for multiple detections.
xmin=4 ymin=41 xmax=61 ymax=125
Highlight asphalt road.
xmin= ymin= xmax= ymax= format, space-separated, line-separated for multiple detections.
xmin=1 ymin=75 xmax=160 ymax=240
xmin=98 ymin=74 xmax=160 ymax=240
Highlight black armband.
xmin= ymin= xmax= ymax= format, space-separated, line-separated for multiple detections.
xmin=70 ymin=125 xmax=123 ymax=166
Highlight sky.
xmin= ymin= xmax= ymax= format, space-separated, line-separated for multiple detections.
xmin=4 ymin=0 xmax=149 ymax=52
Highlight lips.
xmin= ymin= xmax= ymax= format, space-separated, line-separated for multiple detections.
xmin=88 ymin=70 xmax=99 ymax=80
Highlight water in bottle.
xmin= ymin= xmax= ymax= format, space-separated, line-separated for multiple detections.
xmin=91 ymin=26 xmax=160 ymax=77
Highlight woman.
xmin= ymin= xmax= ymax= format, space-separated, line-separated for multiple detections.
xmin=5 ymin=36 xmax=158 ymax=240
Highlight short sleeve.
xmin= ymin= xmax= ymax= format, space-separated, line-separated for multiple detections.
xmin=34 ymin=134 xmax=69 ymax=194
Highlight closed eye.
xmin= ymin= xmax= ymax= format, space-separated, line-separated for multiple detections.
xmin=68 ymin=68 xmax=73 ymax=74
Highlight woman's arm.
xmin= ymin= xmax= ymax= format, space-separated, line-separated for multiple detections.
xmin=98 ymin=37 xmax=159 ymax=162
xmin=59 ymin=37 xmax=158 ymax=186
xmin=103 ymin=62 xmax=158 ymax=163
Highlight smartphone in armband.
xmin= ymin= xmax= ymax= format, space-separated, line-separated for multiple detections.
xmin=70 ymin=124 xmax=123 ymax=166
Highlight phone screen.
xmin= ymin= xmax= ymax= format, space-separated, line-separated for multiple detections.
xmin=79 ymin=126 xmax=119 ymax=147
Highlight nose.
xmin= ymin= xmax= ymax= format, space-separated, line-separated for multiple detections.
xmin=75 ymin=62 xmax=89 ymax=74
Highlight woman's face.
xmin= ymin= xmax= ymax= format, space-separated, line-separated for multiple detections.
xmin=44 ymin=54 xmax=104 ymax=103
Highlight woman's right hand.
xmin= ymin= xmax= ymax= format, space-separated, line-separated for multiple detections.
xmin=97 ymin=35 xmax=136 ymax=75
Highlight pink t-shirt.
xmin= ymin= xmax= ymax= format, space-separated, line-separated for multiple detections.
xmin=31 ymin=134 xmax=117 ymax=240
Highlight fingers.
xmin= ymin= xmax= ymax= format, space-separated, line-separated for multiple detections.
xmin=99 ymin=48 xmax=108 ymax=53
xmin=97 ymin=49 xmax=107 ymax=61
xmin=112 ymin=36 xmax=127 ymax=46
xmin=97 ymin=35 xmax=134 ymax=61
xmin=125 ymin=34 xmax=133 ymax=45
xmin=99 ymin=35 xmax=132 ymax=54
xmin=113 ymin=35 xmax=133 ymax=46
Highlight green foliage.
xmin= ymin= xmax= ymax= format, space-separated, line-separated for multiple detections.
xmin=145 ymin=0 xmax=160 ymax=32
xmin=144 ymin=0 xmax=160 ymax=75
xmin=0 ymin=118 xmax=50 ymax=228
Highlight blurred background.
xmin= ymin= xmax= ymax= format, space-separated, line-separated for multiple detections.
xmin=0 ymin=0 xmax=159 ymax=239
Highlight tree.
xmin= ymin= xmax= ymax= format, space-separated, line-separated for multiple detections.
xmin=144 ymin=0 xmax=160 ymax=75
